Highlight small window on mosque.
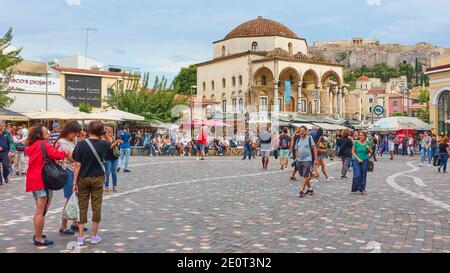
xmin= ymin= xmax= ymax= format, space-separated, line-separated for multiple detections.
xmin=288 ymin=43 xmax=293 ymax=55
xmin=222 ymin=78 xmax=226 ymax=88
xmin=239 ymin=75 xmax=243 ymax=86
xmin=252 ymin=42 xmax=258 ymax=51
xmin=211 ymin=81 xmax=215 ymax=90
xmin=222 ymin=46 xmax=226 ymax=57
xmin=261 ymin=75 xmax=267 ymax=86
xmin=232 ymin=76 xmax=236 ymax=87
xmin=203 ymin=82 xmax=206 ymax=91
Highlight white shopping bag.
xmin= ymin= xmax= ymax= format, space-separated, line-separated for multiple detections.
xmin=63 ymin=193 xmax=80 ymax=221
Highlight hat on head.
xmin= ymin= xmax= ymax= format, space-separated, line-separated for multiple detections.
xmin=52 ymin=122 xmax=60 ymax=127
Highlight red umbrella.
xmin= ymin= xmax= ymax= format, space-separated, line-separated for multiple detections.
xmin=205 ymin=119 xmax=230 ymax=127
xmin=182 ymin=119 xmax=207 ymax=127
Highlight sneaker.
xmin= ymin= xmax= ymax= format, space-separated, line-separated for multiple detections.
xmin=290 ymin=176 xmax=297 ymax=181
xmin=117 ymin=167 xmax=121 ymax=172
xmin=341 ymin=176 xmax=348 ymax=180
xmin=326 ymin=177 xmax=334 ymax=182
xmin=419 ymin=163 xmax=423 ymax=167
xmin=90 ymin=236 xmax=102 ymax=244
xmin=77 ymin=237 xmax=85 ymax=246
xmin=299 ymin=191 xmax=305 ymax=198
xmin=311 ymin=179 xmax=319 ymax=183
xmin=428 ymin=164 xmax=432 ymax=167
xmin=438 ymin=168 xmax=441 ymax=172
xmin=4 ymin=177 xmax=8 ymax=184
xmin=113 ymin=187 xmax=117 ymax=192
xmin=307 ymin=189 xmax=314 ymax=196
xmin=123 ymin=169 xmax=131 ymax=173
xmin=281 ymin=165 xmax=284 ymax=170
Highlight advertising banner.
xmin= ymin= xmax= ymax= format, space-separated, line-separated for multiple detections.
xmin=65 ymin=75 xmax=102 ymax=107
xmin=284 ymin=80 xmax=291 ymax=104
xmin=6 ymin=74 xmax=60 ymax=93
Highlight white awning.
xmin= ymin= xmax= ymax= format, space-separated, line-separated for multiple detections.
xmin=312 ymin=123 xmax=347 ymax=131
xmin=93 ymin=109 xmax=145 ymax=121
xmin=291 ymin=123 xmax=314 ymax=130
xmin=7 ymin=92 xmax=76 ymax=113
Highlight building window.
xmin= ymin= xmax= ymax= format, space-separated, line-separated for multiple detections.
xmin=261 ymin=75 xmax=267 ymax=86
xmin=232 ymin=76 xmax=236 ymax=87
xmin=239 ymin=75 xmax=243 ymax=86
xmin=252 ymin=42 xmax=258 ymax=51
xmin=222 ymin=46 xmax=225 ymax=57
xmin=202 ymin=82 xmax=206 ymax=91
xmin=288 ymin=42 xmax=293 ymax=55
xmin=259 ymin=96 xmax=268 ymax=112
xmin=222 ymin=78 xmax=226 ymax=88
xmin=239 ymin=98 xmax=244 ymax=113
xmin=312 ymin=99 xmax=318 ymax=114
xmin=278 ymin=98 xmax=283 ymax=112
xmin=369 ymin=98 xmax=373 ymax=104
xmin=222 ymin=100 xmax=227 ymax=113
xmin=300 ymin=99 xmax=307 ymax=113
xmin=393 ymin=101 xmax=398 ymax=107
xmin=232 ymin=98 xmax=237 ymax=112
xmin=211 ymin=81 xmax=215 ymax=90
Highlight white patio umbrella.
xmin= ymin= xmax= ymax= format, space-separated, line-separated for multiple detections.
xmin=94 ymin=109 xmax=145 ymax=121
xmin=368 ymin=117 xmax=432 ymax=132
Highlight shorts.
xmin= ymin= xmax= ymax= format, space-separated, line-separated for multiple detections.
xmin=261 ymin=150 xmax=271 ymax=157
xmin=318 ymin=153 xmax=325 ymax=160
xmin=63 ymin=169 xmax=74 ymax=199
xmin=280 ymin=149 xmax=290 ymax=159
xmin=295 ymin=161 xmax=312 ymax=178
xmin=198 ymin=144 xmax=205 ymax=151
xmin=32 ymin=189 xmax=53 ymax=200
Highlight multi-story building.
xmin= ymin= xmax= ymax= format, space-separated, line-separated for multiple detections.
xmin=196 ymin=17 xmax=358 ymax=120
xmin=426 ymin=54 xmax=450 ymax=135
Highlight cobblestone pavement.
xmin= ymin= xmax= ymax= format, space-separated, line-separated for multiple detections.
xmin=0 ymin=154 xmax=448 ymax=253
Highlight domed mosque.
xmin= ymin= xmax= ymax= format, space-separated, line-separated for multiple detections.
xmin=196 ymin=17 xmax=357 ymax=123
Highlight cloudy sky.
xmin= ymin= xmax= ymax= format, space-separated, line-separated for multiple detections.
xmin=2 ymin=0 xmax=450 ymax=81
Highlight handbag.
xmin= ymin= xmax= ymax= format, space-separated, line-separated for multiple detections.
xmin=41 ymin=142 xmax=68 ymax=191
xmin=367 ymin=160 xmax=375 ymax=172
xmin=112 ymin=146 xmax=120 ymax=159
xmin=15 ymin=143 xmax=25 ymax=152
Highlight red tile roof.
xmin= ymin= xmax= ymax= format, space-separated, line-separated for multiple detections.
xmin=367 ymin=89 xmax=385 ymax=95
xmin=357 ymin=75 xmax=369 ymax=81
xmin=426 ymin=64 xmax=450 ymax=73
xmin=53 ymin=67 xmax=126 ymax=77
xmin=224 ymin=17 xmax=298 ymax=40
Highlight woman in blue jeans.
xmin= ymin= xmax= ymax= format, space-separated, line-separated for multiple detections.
xmin=438 ymin=137 xmax=450 ymax=173
xmin=56 ymin=120 xmax=84 ymax=235
xmin=351 ymin=131 xmax=372 ymax=195
xmin=104 ymin=127 xmax=123 ymax=192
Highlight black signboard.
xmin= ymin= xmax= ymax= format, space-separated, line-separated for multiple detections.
xmin=65 ymin=75 xmax=102 ymax=107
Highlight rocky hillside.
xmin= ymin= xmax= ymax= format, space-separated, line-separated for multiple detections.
xmin=309 ymin=41 xmax=450 ymax=71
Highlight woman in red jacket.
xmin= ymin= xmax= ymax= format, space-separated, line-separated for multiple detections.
xmin=25 ymin=124 xmax=68 ymax=246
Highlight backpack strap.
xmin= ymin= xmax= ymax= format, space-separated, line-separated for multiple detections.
xmin=85 ymin=139 xmax=106 ymax=174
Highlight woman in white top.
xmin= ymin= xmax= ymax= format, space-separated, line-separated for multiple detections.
xmin=13 ymin=128 xmax=27 ymax=175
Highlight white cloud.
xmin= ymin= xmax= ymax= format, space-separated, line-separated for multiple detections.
xmin=367 ymin=0 xmax=381 ymax=6
xmin=66 ymin=0 xmax=81 ymax=6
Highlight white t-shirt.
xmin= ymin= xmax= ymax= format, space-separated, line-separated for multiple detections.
xmin=56 ymin=138 xmax=76 ymax=171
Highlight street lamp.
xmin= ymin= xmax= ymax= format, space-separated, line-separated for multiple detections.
xmin=44 ymin=59 xmax=58 ymax=112
xmin=82 ymin=27 xmax=97 ymax=69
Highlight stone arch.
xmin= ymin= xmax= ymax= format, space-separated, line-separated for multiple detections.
xmin=431 ymin=86 xmax=450 ymax=106
xmin=321 ymin=70 xmax=343 ymax=87
xmin=279 ymin=67 xmax=301 ymax=84
xmin=302 ymin=69 xmax=320 ymax=87
xmin=253 ymin=67 xmax=274 ymax=86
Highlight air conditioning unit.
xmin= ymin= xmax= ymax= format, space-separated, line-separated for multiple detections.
xmin=108 ymin=67 xmax=122 ymax=73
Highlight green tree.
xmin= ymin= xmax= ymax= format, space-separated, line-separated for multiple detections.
xmin=105 ymin=72 xmax=185 ymax=122
xmin=0 ymin=27 xmax=22 ymax=107
xmin=79 ymin=101 xmax=93 ymax=113
xmin=172 ymin=65 xmax=197 ymax=94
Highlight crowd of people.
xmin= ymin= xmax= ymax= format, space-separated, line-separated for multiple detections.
xmin=0 ymin=118 xmax=449 ymax=248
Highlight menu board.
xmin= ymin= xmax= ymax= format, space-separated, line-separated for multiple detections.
xmin=65 ymin=75 xmax=102 ymax=107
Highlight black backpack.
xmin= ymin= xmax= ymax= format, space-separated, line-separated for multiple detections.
xmin=41 ymin=142 xmax=68 ymax=191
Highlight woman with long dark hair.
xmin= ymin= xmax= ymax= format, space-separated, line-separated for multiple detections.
xmin=55 ymin=120 xmax=84 ymax=235
xmin=25 ymin=124 xmax=68 ymax=246
xmin=104 ymin=126 xmax=123 ymax=192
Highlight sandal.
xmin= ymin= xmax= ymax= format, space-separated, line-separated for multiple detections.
xmin=59 ymin=229 xmax=75 ymax=235
xmin=32 ymin=234 xmax=47 ymax=241
xmin=34 ymin=239 xmax=54 ymax=246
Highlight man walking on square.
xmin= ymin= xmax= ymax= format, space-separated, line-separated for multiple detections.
xmin=0 ymin=121 xmax=15 ymax=185
xmin=296 ymin=126 xmax=319 ymax=198
xmin=242 ymin=128 xmax=253 ymax=160
xmin=117 ymin=127 xmax=131 ymax=173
